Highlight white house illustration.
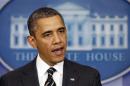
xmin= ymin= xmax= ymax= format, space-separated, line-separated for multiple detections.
xmin=10 ymin=2 xmax=128 ymax=50
xmin=10 ymin=16 xmax=31 ymax=49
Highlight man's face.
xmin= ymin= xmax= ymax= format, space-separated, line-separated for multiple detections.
xmin=28 ymin=15 xmax=67 ymax=66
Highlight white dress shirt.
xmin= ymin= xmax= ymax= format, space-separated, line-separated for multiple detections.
xmin=36 ymin=54 xmax=64 ymax=86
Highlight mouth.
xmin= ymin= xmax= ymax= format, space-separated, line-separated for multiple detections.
xmin=51 ymin=47 xmax=64 ymax=56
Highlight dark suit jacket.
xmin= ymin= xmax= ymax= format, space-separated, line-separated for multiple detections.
xmin=0 ymin=58 xmax=102 ymax=86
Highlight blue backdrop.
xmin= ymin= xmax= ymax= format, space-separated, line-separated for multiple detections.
xmin=0 ymin=0 xmax=130 ymax=86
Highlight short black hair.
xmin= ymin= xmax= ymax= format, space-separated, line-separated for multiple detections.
xmin=27 ymin=7 xmax=64 ymax=36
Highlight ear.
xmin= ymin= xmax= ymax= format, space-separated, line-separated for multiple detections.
xmin=27 ymin=36 xmax=37 ymax=48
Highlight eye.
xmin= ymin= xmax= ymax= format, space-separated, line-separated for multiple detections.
xmin=58 ymin=28 xmax=66 ymax=33
xmin=43 ymin=33 xmax=51 ymax=37
xmin=42 ymin=31 xmax=52 ymax=38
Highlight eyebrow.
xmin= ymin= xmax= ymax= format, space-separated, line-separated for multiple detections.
xmin=58 ymin=27 xmax=66 ymax=30
xmin=42 ymin=30 xmax=52 ymax=36
xmin=41 ymin=26 xmax=66 ymax=36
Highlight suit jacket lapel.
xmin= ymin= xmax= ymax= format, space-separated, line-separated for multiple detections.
xmin=20 ymin=59 xmax=39 ymax=86
xmin=62 ymin=59 xmax=79 ymax=86
xmin=19 ymin=58 xmax=79 ymax=86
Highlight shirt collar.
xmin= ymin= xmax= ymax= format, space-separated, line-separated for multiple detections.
xmin=53 ymin=60 xmax=64 ymax=74
xmin=36 ymin=54 xmax=64 ymax=77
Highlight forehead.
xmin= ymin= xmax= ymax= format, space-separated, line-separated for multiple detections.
xmin=36 ymin=15 xmax=65 ymax=29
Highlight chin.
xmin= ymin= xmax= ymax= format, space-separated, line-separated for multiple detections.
xmin=55 ymin=57 xmax=64 ymax=63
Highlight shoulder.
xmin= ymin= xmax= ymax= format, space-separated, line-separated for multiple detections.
xmin=65 ymin=59 xmax=100 ymax=76
xmin=0 ymin=59 xmax=35 ymax=82
xmin=64 ymin=59 xmax=102 ymax=86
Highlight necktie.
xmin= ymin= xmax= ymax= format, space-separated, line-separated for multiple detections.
xmin=44 ymin=67 xmax=56 ymax=86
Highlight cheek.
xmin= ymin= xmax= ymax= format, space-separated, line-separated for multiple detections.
xmin=38 ymin=43 xmax=50 ymax=55
xmin=41 ymin=41 xmax=52 ymax=50
xmin=63 ymin=35 xmax=67 ymax=43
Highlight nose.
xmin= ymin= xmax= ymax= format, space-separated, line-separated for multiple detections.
xmin=53 ymin=33 xmax=61 ymax=44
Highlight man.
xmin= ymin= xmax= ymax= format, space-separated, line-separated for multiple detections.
xmin=0 ymin=7 xmax=102 ymax=86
